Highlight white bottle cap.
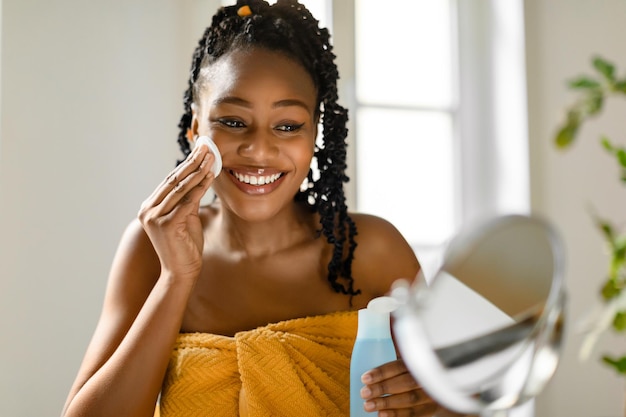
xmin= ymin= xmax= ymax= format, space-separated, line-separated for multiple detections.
xmin=356 ymin=296 xmax=399 ymax=340
xmin=367 ymin=296 xmax=401 ymax=313
xmin=194 ymin=135 xmax=222 ymax=177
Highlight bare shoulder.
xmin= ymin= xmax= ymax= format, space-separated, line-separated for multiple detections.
xmin=350 ymin=212 xmax=421 ymax=297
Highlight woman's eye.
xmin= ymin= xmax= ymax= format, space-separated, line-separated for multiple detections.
xmin=219 ymin=119 xmax=246 ymax=129
xmin=275 ymin=123 xmax=305 ymax=133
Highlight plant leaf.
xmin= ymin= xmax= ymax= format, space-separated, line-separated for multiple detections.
xmin=595 ymin=217 xmax=615 ymax=241
xmin=614 ymin=234 xmax=626 ymax=254
xmin=614 ymin=243 xmax=626 ymax=265
xmin=555 ymin=122 xmax=579 ymax=148
xmin=601 ymin=138 xmax=626 ymax=179
xmin=614 ymin=80 xmax=626 ymax=94
xmin=602 ymin=279 xmax=623 ymax=300
xmin=569 ymin=77 xmax=601 ymax=89
xmin=585 ymin=92 xmax=604 ymax=116
xmin=613 ymin=311 xmax=626 ymax=331
xmin=602 ymin=355 xmax=626 ymax=374
xmin=617 ymin=149 xmax=626 ymax=168
xmin=601 ymin=136 xmax=615 ymax=152
xmin=593 ymin=56 xmax=616 ymax=82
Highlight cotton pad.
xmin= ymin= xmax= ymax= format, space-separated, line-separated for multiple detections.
xmin=194 ymin=135 xmax=222 ymax=177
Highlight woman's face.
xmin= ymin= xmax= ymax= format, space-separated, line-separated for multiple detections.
xmin=192 ymin=47 xmax=318 ymax=222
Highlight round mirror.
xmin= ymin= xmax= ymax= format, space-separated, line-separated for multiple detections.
xmin=391 ymin=214 xmax=566 ymax=416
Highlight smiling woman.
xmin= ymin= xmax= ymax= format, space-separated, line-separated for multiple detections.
xmin=55 ymin=1 xmax=451 ymax=417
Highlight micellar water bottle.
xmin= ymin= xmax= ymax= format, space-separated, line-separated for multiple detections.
xmin=350 ymin=296 xmax=399 ymax=416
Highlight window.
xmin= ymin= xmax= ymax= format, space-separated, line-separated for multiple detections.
xmin=354 ymin=0 xmax=457 ymax=247
xmin=351 ymin=0 xmax=529 ymax=258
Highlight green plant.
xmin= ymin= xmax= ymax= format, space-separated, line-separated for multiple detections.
xmin=554 ymin=56 xmax=626 ymax=376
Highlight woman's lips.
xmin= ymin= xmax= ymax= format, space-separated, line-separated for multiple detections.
xmin=228 ymin=169 xmax=286 ymax=195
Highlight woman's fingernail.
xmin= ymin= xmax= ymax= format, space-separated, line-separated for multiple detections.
xmin=361 ymin=372 xmax=373 ymax=384
xmin=364 ymin=400 xmax=376 ymax=411
xmin=360 ymin=386 xmax=372 ymax=399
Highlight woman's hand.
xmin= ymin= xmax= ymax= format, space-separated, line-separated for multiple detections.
xmin=360 ymin=359 xmax=471 ymax=416
xmin=138 ymin=144 xmax=215 ymax=282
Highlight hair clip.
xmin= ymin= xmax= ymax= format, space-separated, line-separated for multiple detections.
xmin=237 ymin=5 xmax=252 ymax=17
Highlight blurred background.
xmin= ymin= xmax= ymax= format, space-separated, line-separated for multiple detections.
xmin=1 ymin=0 xmax=625 ymax=415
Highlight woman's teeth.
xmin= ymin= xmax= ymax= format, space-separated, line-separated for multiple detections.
xmin=233 ymin=171 xmax=283 ymax=185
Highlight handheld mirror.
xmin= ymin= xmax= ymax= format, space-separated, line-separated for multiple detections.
xmin=391 ymin=214 xmax=566 ymax=417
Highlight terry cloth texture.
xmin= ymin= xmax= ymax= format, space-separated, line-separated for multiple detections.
xmin=158 ymin=310 xmax=357 ymax=417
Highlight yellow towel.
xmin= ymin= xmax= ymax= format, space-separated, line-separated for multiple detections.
xmin=158 ymin=310 xmax=357 ymax=417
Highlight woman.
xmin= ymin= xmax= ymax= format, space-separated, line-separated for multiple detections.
xmin=61 ymin=1 xmax=443 ymax=415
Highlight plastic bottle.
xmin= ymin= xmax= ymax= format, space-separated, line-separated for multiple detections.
xmin=350 ymin=296 xmax=399 ymax=416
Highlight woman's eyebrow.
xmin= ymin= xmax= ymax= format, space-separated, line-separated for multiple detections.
xmin=272 ymin=99 xmax=313 ymax=113
xmin=212 ymin=96 xmax=252 ymax=108
xmin=212 ymin=96 xmax=312 ymax=113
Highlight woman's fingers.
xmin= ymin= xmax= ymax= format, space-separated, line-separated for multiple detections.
xmin=155 ymin=154 xmax=213 ymax=216
xmin=144 ymin=148 xmax=199 ymax=204
xmin=141 ymin=147 xmax=214 ymax=216
xmin=362 ymin=386 xmax=433 ymax=411
xmin=362 ymin=359 xmax=409 ymax=386
xmin=359 ymin=359 xmax=446 ymax=416
xmin=364 ymin=398 xmax=438 ymax=417
xmin=361 ymin=371 xmax=420 ymax=398
xmin=361 ymin=381 xmax=442 ymax=416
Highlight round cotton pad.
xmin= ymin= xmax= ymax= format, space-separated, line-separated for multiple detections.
xmin=194 ymin=135 xmax=222 ymax=177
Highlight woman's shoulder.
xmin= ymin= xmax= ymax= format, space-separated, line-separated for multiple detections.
xmin=349 ymin=212 xmax=402 ymax=234
xmin=109 ymin=218 xmax=161 ymax=289
xmin=349 ymin=212 xmax=421 ymax=296
xmin=349 ymin=212 xmax=413 ymax=252
xmin=117 ymin=218 xmax=157 ymax=260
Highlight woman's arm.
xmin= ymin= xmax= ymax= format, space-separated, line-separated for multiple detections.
xmin=62 ymin=146 xmax=215 ymax=417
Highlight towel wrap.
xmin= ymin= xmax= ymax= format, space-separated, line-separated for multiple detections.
xmin=158 ymin=311 xmax=358 ymax=416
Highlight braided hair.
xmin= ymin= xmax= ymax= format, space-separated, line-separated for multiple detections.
xmin=176 ymin=0 xmax=360 ymax=299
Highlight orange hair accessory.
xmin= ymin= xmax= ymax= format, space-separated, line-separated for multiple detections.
xmin=237 ymin=5 xmax=252 ymax=17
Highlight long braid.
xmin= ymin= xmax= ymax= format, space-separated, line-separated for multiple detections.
xmin=177 ymin=0 xmax=361 ymax=299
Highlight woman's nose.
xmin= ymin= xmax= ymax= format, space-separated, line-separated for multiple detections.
xmin=237 ymin=130 xmax=279 ymax=160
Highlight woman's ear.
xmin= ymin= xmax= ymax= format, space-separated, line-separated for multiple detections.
xmin=187 ymin=106 xmax=200 ymax=147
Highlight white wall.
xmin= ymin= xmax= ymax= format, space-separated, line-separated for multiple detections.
xmin=0 ymin=1 xmax=219 ymax=416
xmin=525 ymin=1 xmax=626 ymax=416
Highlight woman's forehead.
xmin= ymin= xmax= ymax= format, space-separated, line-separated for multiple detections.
xmin=196 ymin=48 xmax=318 ymax=110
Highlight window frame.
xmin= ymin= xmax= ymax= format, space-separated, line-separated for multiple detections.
xmin=333 ymin=0 xmax=529 ymax=253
